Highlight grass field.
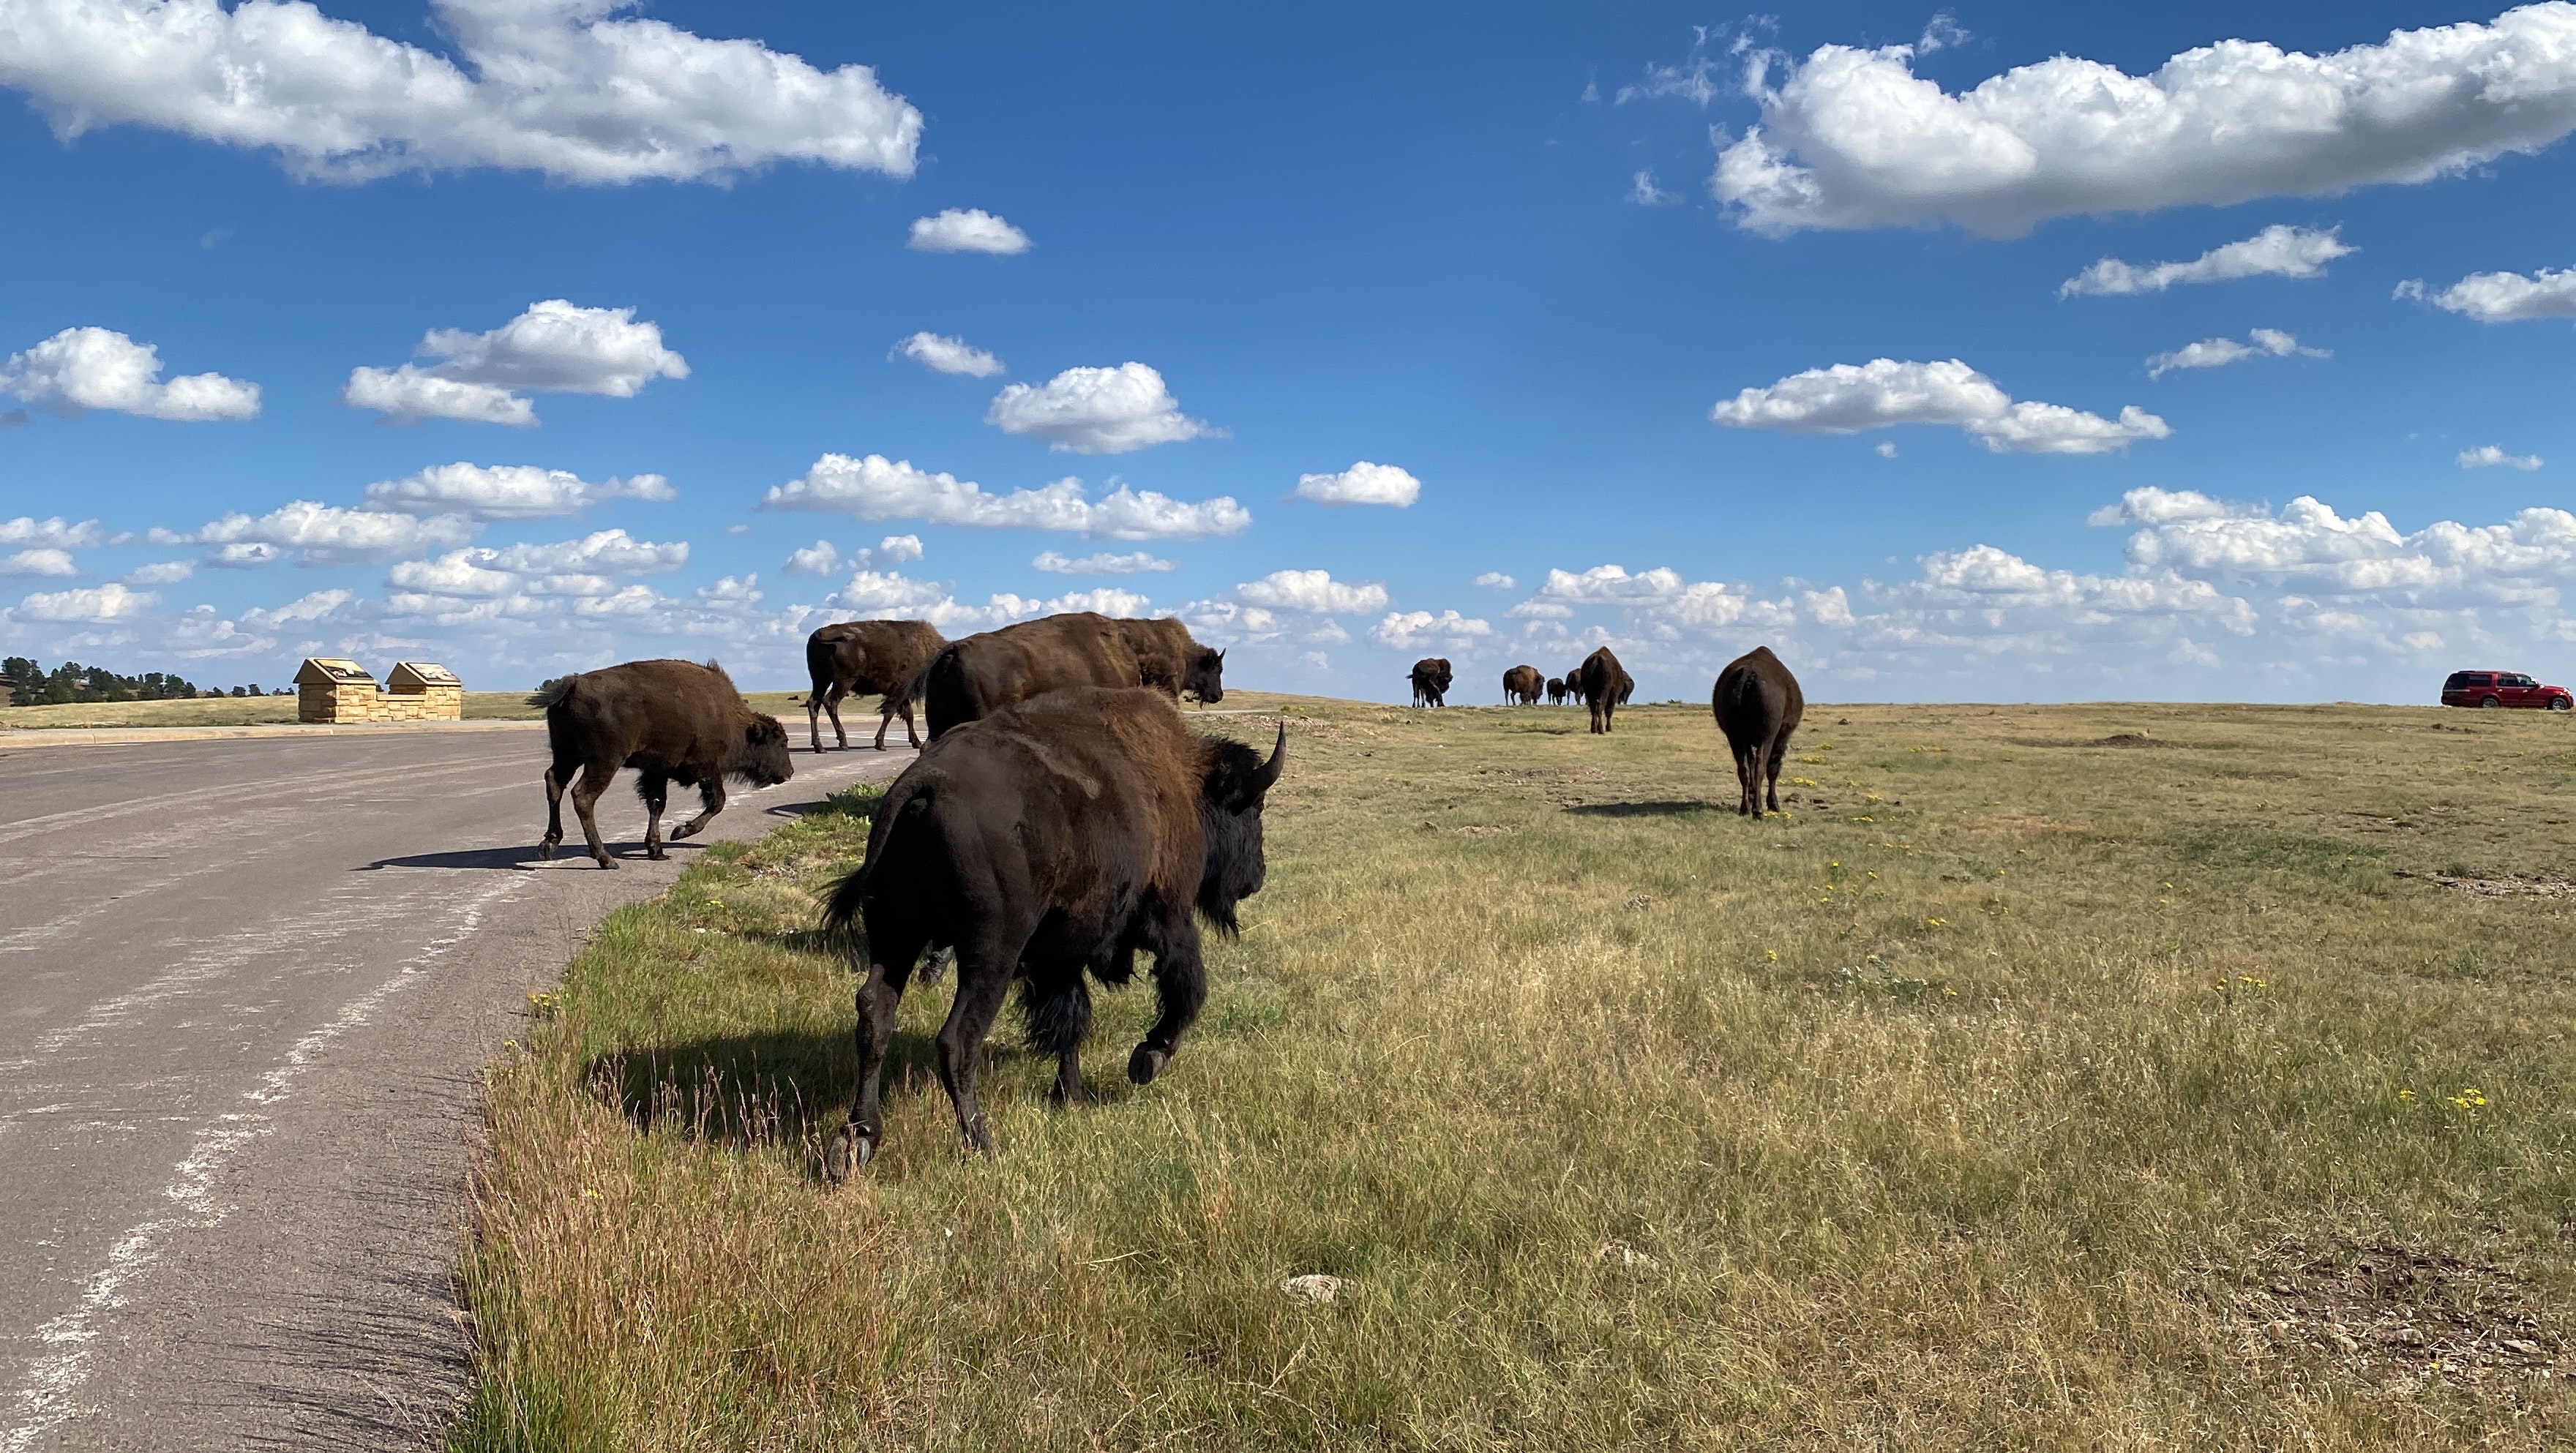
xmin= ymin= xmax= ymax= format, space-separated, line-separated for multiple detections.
xmin=0 ymin=688 xmax=806 ymax=729
xmin=453 ymin=695 xmax=2576 ymax=1450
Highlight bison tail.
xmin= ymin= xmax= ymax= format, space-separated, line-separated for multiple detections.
xmin=1018 ymin=975 xmax=1093 ymax=1056
xmin=899 ymin=652 xmax=941 ymax=705
xmin=528 ymin=677 xmax=575 ymax=711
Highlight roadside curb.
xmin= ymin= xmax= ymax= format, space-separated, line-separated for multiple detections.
xmin=0 ymin=720 xmax=550 ymax=748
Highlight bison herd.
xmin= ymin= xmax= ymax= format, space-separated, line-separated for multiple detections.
xmin=533 ymin=612 xmax=1803 ymax=1164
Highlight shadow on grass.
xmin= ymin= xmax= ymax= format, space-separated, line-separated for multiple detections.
xmin=591 ymin=1026 xmax=924 ymax=1152
xmin=1563 ymin=800 xmax=1718 ymax=818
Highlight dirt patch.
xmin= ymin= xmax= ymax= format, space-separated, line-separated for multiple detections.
xmin=2094 ymin=732 xmax=2160 ymax=747
xmin=2227 ymin=1239 xmax=2561 ymax=1392
xmin=2396 ymin=869 xmax=2576 ymax=898
xmin=1453 ymin=825 xmax=1519 ymax=837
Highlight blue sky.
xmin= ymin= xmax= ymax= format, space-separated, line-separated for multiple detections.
xmin=3 ymin=0 xmax=2573 ymax=704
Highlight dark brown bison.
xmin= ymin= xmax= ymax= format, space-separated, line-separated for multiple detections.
xmin=1409 ymin=657 xmax=1452 ymax=707
xmin=804 ymin=620 xmax=945 ymax=754
xmin=920 ymin=612 xmax=1224 ymax=740
xmin=1502 ymin=664 xmax=1543 ymax=705
xmin=536 ymin=659 xmax=794 ymax=868
xmin=1575 ymin=647 xmax=1631 ymax=735
xmin=1545 ymin=677 xmax=1568 ymax=705
xmin=822 ymin=688 xmax=1285 ymax=1168
xmin=1714 ymin=646 xmax=1805 ymax=816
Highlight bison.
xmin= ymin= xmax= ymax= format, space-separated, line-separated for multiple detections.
xmin=1575 ymin=647 xmax=1630 ymax=735
xmin=1714 ymin=646 xmax=1805 ymax=816
xmin=536 ymin=659 xmax=794 ymax=868
xmin=1502 ymin=664 xmax=1543 ymax=705
xmin=822 ymin=687 xmax=1286 ymax=1168
xmin=804 ymin=620 xmax=945 ymax=754
xmin=920 ymin=612 xmax=1224 ymax=740
xmin=1409 ymin=657 xmax=1453 ymax=707
xmin=1545 ymin=677 xmax=1568 ymax=705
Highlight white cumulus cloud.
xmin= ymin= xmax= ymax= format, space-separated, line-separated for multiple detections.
xmin=360 ymin=461 xmax=675 ymax=518
xmin=1712 ymin=7 xmax=2576 ymax=236
xmin=1368 ymin=609 xmax=1494 ymax=651
xmin=1033 ymin=549 xmax=1177 ymax=575
xmin=2062 ymin=225 xmax=2356 ymax=298
xmin=12 ymin=582 xmax=156 ymax=622
xmin=1 ymin=516 xmax=105 ymax=548
xmin=986 ymin=363 xmax=1217 ymax=454
xmin=894 ymin=331 xmax=1004 ymax=377
xmin=2460 ymin=445 xmax=2545 ymax=470
xmin=1290 ymin=460 xmax=1421 ymax=508
xmin=908 ymin=209 xmax=1031 ymax=255
xmin=342 ymin=300 xmax=687 ymax=425
xmin=123 ymin=560 xmax=196 ymax=585
xmin=0 ymin=326 xmax=259 ymax=421
xmin=153 ymin=501 xmax=479 ymax=564
xmin=1234 ymin=569 xmax=1389 ymax=614
xmin=765 ymin=453 xmax=1249 ymax=539
xmin=784 ymin=533 xmax=923 ymax=578
xmin=1473 ymin=571 xmax=1516 ymax=590
xmin=1711 ymin=357 xmax=2168 ymax=454
xmin=2398 ymin=265 xmax=2576 ymax=323
xmin=2146 ymin=327 xmax=2326 ymax=378
xmin=0 ymin=548 xmax=77 ymax=577
xmin=0 ymin=0 xmax=922 ymax=184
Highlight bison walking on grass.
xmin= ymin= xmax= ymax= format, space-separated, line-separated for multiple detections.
xmin=536 ymin=660 xmax=794 ymax=868
xmin=804 ymin=620 xmax=945 ymax=753
xmin=823 ymin=688 xmax=1286 ymax=1168
xmin=1546 ymin=677 xmax=1567 ymax=705
xmin=919 ymin=612 xmax=1224 ymax=740
xmin=1409 ymin=658 xmax=1452 ymax=707
xmin=1714 ymin=646 xmax=1804 ymax=816
xmin=1575 ymin=647 xmax=1631 ymax=735
xmin=1502 ymin=664 xmax=1543 ymax=705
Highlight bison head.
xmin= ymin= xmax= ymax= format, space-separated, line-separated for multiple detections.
xmin=1182 ymin=647 xmax=1225 ymax=705
xmin=1196 ymin=721 xmax=1284 ymax=931
xmin=733 ymin=714 xmax=795 ymax=787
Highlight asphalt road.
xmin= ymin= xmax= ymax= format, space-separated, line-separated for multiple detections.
xmin=0 ymin=727 xmax=913 ymax=1452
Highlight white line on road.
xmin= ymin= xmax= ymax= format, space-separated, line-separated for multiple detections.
xmin=0 ymin=875 xmax=528 ymax=1452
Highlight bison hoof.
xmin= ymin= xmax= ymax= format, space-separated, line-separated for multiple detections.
xmin=594 ymin=855 xmax=618 ymax=869
xmin=1128 ymin=1045 xmax=1169 ymax=1086
xmin=670 ymin=822 xmax=701 ymax=841
xmin=536 ymin=841 xmax=555 ymax=860
xmin=961 ymin=1118 xmax=995 ymax=1158
xmin=824 ymin=1124 xmax=874 ymax=1182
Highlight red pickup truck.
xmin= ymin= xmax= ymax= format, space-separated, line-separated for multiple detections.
xmin=2441 ymin=670 xmax=2574 ymax=710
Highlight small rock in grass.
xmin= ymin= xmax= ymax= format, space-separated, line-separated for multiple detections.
xmin=1597 ymin=1240 xmax=1656 ymax=1269
xmin=1280 ymin=1274 xmax=1343 ymax=1305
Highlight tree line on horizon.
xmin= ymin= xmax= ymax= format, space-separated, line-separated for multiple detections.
xmin=0 ymin=656 xmax=287 ymax=707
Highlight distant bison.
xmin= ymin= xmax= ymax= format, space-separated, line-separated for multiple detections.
xmin=1502 ymin=664 xmax=1543 ymax=705
xmin=1574 ymin=647 xmax=1631 ymax=735
xmin=536 ymin=659 xmax=793 ymax=868
xmin=1714 ymin=646 xmax=1805 ymax=816
xmin=1409 ymin=657 xmax=1453 ymax=707
xmin=804 ymin=620 xmax=945 ymax=753
xmin=1545 ymin=677 xmax=1567 ymax=705
xmin=921 ymin=612 xmax=1224 ymax=740
xmin=823 ymin=688 xmax=1286 ymax=1168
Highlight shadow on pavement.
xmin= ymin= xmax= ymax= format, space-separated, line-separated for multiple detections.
xmin=359 ymin=841 xmax=700 ymax=871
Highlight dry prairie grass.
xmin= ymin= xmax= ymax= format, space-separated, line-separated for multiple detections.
xmin=452 ymin=697 xmax=2576 ymax=1450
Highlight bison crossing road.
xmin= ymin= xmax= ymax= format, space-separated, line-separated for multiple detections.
xmin=806 ymin=619 xmax=944 ymax=752
xmin=921 ymin=612 xmax=1224 ymax=740
xmin=537 ymin=659 xmax=795 ymax=869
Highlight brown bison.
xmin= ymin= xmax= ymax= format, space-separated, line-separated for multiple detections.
xmin=804 ymin=620 xmax=945 ymax=753
xmin=1574 ymin=647 xmax=1631 ymax=735
xmin=919 ymin=612 xmax=1224 ymax=740
xmin=1714 ymin=646 xmax=1805 ymax=816
xmin=536 ymin=659 xmax=794 ymax=868
xmin=822 ymin=688 xmax=1285 ymax=1168
xmin=1545 ymin=676 xmax=1568 ymax=705
xmin=1502 ymin=664 xmax=1543 ymax=705
xmin=1409 ymin=657 xmax=1452 ymax=707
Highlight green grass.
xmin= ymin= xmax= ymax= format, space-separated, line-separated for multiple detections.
xmin=452 ymin=698 xmax=2576 ymax=1450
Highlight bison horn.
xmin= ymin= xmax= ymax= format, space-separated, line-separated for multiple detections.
xmin=1255 ymin=721 xmax=1287 ymax=793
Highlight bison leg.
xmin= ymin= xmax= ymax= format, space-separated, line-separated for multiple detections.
xmin=638 ymin=773 xmax=671 ymax=860
xmin=824 ymin=684 xmax=850 ymax=752
xmin=1022 ymin=971 xmax=1095 ymax=1105
xmin=1128 ymin=923 xmax=1208 ymax=1088
xmin=670 ymin=778 xmax=725 ymax=844
xmin=1733 ymin=742 xmax=1759 ymax=816
xmin=827 ymin=942 xmax=921 ymax=1182
xmin=933 ymin=920 xmax=1033 ymax=1157
xmin=539 ymin=766 xmax=566 ymax=859
xmin=1763 ymin=729 xmax=1794 ymax=815
xmin=806 ymin=691 xmax=827 ymax=754
xmin=571 ymin=762 xmax=618 ymax=868
xmin=876 ymin=694 xmax=921 ymax=751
